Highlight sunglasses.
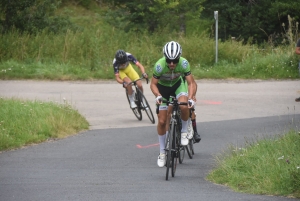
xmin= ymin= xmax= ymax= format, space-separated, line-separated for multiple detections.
xmin=166 ymin=58 xmax=179 ymax=64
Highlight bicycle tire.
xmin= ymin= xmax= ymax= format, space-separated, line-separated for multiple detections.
xmin=173 ymin=114 xmax=184 ymax=163
xmin=165 ymin=121 xmax=173 ymax=181
xmin=136 ymin=88 xmax=155 ymax=124
xmin=186 ymin=139 xmax=193 ymax=159
xmin=177 ymin=123 xmax=185 ymax=164
xmin=178 ymin=142 xmax=185 ymax=164
xmin=171 ymin=124 xmax=178 ymax=177
xmin=186 ymin=119 xmax=193 ymax=159
xmin=191 ymin=138 xmax=195 ymax=155
xmin=126 ymin=90 xmax=142 ymax=121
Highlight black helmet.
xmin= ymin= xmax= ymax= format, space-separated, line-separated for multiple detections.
xmin=115 ymin=50 xmax=128 ymax=64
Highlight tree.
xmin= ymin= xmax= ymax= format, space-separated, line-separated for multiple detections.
xmin=202 ymin=0 xmax=300 ymax=44
xmin=104 ymin=0 xmax=205 ymax=33
xmin=0 ymin=0 xmax=75 ymax=34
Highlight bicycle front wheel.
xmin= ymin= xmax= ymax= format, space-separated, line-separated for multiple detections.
xmin=191 ymin=138 xmax=195 ymax=155
xmin=137 ymin=88 xmax=155 ymax=124
xmin=126 ymin=90 xmax=142 ymax=121
xmin=165 ymin=123 xmax=173 ymax=181
xmin=171 ymin=124 xmax=178 ymax=177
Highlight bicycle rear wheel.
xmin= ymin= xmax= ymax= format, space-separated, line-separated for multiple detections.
xmin=126 ymin=90 xmax=142 ymax=121
xmin=186 ymin=119 xmax=193 ymax=159
xmin=177 ymin=125 xmax=185 ymax=164
xmin=136 ymin=88 xmax=155 ymax=124
xmin=191 ymin=138 xmax=195 ymax=155
xmin=186 ymin=139 xmax=193 ymax=159
xmin=178 ymin=143 xmax=185 ymax=164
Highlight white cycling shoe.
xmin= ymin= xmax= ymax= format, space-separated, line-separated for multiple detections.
xmin=142 ymin=100 xmax=149 ymax=110
xmin=130 ymin=101 xmax=137 ymax=108
xmin=157 ymin=153 xmax=166 ymax=167
xmin=181 ymin=132 xmax=188 ymax=146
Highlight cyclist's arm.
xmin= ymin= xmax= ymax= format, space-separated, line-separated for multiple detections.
xmin=190 ymin=74 xmax=197 ymax=96
xmin=150 ymin=76 xmax=161 ymax=97
xmin=135 ymin=61 xmax=148 ymax=78
xmin=115 ymin=73 xmax=124 ymax=84
xmin=135 ymin=62 xmax=145 ymax=74
xmin=113 ymin=62 xmax=124 ymax=84
xmin=185 ymin=74 xmax=196 ymax=100
xmin=193 ymin=79 xmax=198 ymax=101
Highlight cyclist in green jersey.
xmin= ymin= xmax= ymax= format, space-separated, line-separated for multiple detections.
xmin=150 ymin=41 xmax=197 ymax=167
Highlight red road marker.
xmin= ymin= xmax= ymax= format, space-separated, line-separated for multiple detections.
xmin=200 ymin=100 xmax=222 ymax=105
xmin=136 ymin=143 xmax=159 ymax=149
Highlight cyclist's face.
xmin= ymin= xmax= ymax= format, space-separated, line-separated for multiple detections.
xmin=167 ymin=62 xmax=177 ymax=70
xmin=166 ymin=58 xmax=179 ymax=70
xmin=120 ymin=61 xmax=128 ymax=67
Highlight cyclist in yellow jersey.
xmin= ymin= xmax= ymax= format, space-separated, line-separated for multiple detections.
xmin=113 ymin=50 xmax=148 ymax=108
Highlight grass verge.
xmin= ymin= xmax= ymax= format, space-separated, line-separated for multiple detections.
xmin=206 ymin=130 xmax=300 ymax=198
xmin=0 ymin=97 xmax=89 ymax=152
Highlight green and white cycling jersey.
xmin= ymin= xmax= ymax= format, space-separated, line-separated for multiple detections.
xmin=152 ymin=57 xmax=191 ymax=87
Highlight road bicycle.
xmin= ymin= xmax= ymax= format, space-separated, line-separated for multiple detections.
xmin=125 ymin=77 xmax=155 ymax=124
xmin=156 ymin=96 xmax=188 ymax=180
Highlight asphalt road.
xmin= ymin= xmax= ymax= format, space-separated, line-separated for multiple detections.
xmin=0 ymin=79 xmax=300 ymax=201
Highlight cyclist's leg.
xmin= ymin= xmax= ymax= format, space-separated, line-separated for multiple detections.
xmin=191 ymin=108 xmax=201 ymax=142
xmin=156 ymin=84 xmax=173 ymax=167
xmin=175 ymin=78 xmax=189 ymax=145
xmin=120 ymin=68 xmax=134 ymax=95
xmin=157 ymin=105 xmax=168 ymax=167
xmin=136 ymin=80 xmax=143 ymax=93
xmin=166 ymin=103 xmax=172 ymax=135
xmin=126 ymin=66 xmax=146 ymax=108
xmin=122 ymin=66 xmax=138 ymax=108
xmin=176 ymin=79 xmax=189 ymax=122
xmin=126 ymin=64 xmax=141 ymax=92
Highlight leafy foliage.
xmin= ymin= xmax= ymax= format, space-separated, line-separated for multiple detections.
xmin=0 ymin=0 xmax=78 ymax=34
xmin=202 ymin=0 xmax=300 ymax=45
xmin=104 ymin=0 xmax=205 ymax=33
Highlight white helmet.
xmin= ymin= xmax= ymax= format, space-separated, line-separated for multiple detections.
xmin=163 ymin=41 xmax=182 ymax=59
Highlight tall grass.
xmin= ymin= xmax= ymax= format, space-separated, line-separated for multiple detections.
xmin=207 ymin=130 xmax=300 ymax=198
xmin=0 ymin=97 xmax=89 ymax=151
xmin=0 ymin=5 xmax=299 ymax=80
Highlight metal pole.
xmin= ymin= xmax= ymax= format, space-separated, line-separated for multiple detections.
xmin=214 ymin=11 xmax=218 ymax=63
